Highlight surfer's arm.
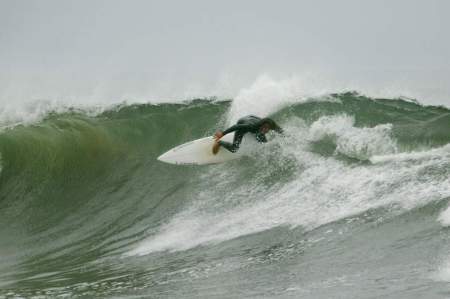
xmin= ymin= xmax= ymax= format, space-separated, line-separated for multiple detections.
xmin=214 ymin=124 xmax=252 ymax=140
xmin=222 ymin=124 xmax=250 ymax=135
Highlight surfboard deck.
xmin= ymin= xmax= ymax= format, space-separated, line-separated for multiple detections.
xmin=157 ymin=134 xmax=241 ymax=165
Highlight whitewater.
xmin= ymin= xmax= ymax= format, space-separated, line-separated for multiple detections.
xmin=0 ymin=77 xmax=449 ymax=298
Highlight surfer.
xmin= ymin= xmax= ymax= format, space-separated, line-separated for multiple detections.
xmin=213 ymin=115 xmax=283 ymax=154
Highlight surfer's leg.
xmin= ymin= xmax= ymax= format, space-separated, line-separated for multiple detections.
xmin=218 ymin=133 xmax=243 ymax=153
xmin=218 ymin=140 xmax=237 ymax=153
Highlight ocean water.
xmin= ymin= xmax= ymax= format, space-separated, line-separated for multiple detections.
xmin=0 ymin=91 xmax=450 ymax=298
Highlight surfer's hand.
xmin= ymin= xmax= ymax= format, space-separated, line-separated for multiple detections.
xmin=214 ymin=131 xmax=224 ymax=140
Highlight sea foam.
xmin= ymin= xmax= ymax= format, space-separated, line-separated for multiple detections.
xmin=128 ymin=117 xmax=450 ymax=255
xmin=309 ymin=115 xmax=397 ymax=160
xmin=438 ymin=206 xmax=450 ymax=227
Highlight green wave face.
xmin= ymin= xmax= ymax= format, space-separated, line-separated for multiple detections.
xmin=0 ymin=100 xmax=227 ymax=239
xmin=0 ymin=94 xmax=450 ymax=298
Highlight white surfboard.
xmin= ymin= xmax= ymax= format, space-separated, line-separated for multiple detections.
xmin=157 ymin=134 xmax=242 ymax=165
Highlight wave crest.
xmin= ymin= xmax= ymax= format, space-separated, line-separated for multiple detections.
xmin=309 ymin=115 xmax=397 ymax=160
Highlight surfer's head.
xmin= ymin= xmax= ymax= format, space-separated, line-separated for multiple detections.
xmin=259 ymin=118 xmax=283 ymax=134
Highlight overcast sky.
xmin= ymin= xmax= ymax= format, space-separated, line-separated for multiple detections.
xmin=1 ymin=0 xmax=450 ymax=105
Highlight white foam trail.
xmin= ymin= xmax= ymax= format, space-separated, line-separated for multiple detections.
xmin=434 ymin=257 xmax=450 ymax=282
xmin=371 ymin=144 xmax=450 ymax=164
xmin=129 ymin=119 xmax=450 ymax=255
xmin=438 ymin=206 xmax=450 ymax=227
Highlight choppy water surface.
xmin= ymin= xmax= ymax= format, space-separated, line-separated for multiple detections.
xmin=0 ymin=93 xmax=449 ymax=298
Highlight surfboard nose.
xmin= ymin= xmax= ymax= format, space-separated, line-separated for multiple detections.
xmin=157 ymin=152 xmax=174 ymax=164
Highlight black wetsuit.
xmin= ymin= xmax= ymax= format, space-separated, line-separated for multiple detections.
xmin=219 ymin=115 xmax=268 ymax=153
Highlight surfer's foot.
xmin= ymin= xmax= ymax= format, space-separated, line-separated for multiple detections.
xmin=212 ymin=141 xmax=220 ymax=155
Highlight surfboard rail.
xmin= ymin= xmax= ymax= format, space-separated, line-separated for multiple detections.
xmin=157 ymin=135 xmax=241 ymax=165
